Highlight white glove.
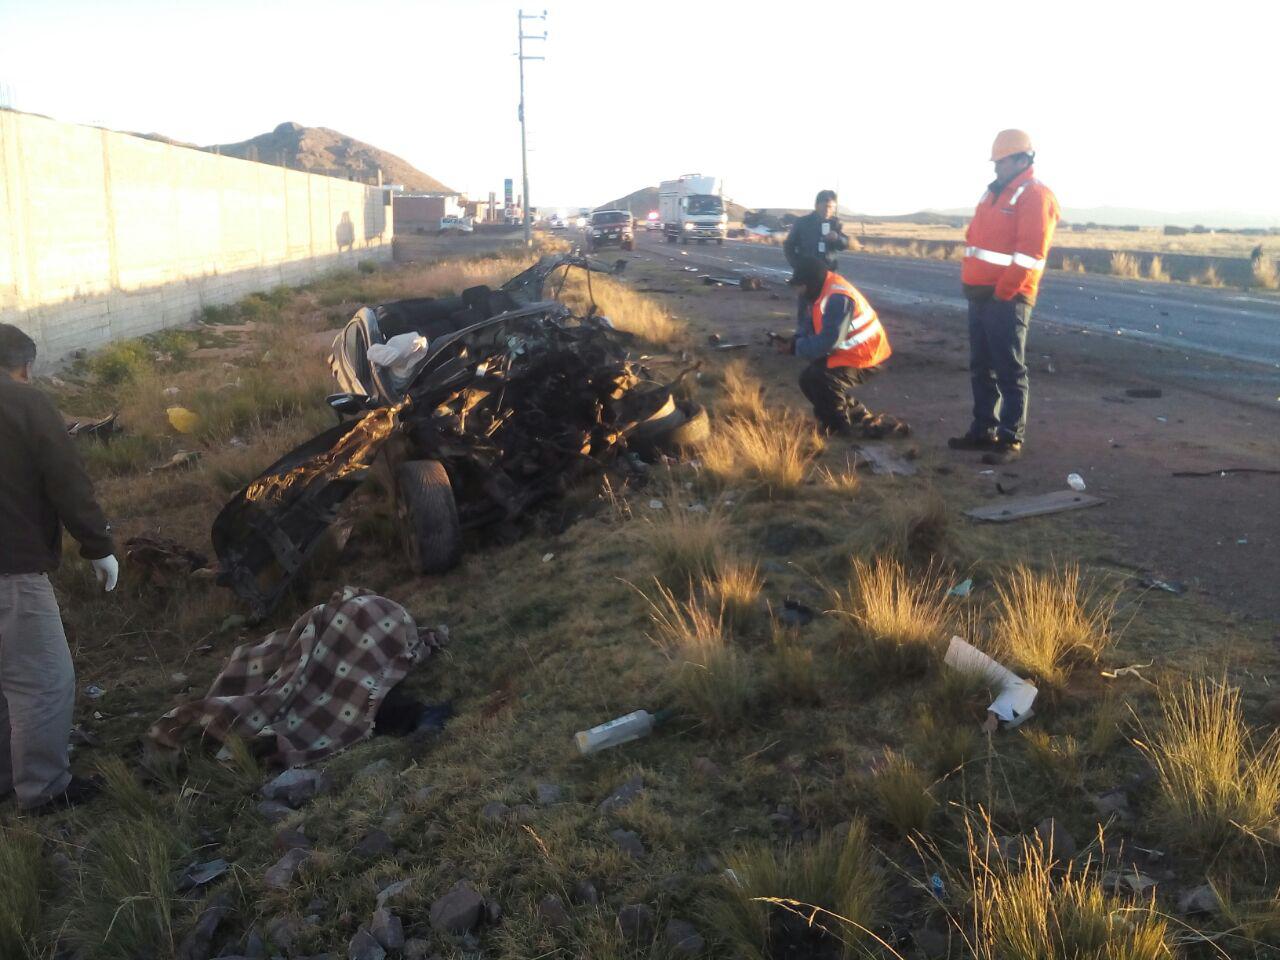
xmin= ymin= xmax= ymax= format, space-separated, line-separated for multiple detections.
xmin=91 ymin=555 xmax=119 ymax=592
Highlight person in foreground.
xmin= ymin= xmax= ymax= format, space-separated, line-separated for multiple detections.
xmin=950 ymin=128 xmax=1060 ymax=465
xmin=0 ymin=323 xmax=118 ymax=814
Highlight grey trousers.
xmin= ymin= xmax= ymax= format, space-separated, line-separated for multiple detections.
xmin=0 ymin=573 xmax=74 ymax=808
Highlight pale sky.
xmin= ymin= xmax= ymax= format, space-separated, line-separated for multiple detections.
xmin=2 ymin=0 xmax=1278 ymax=221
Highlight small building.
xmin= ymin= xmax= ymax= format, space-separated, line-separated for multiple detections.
xmin=392 ymin=194 xmax=463 ymax=234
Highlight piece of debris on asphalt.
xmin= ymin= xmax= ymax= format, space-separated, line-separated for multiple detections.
xmin=853 ymin=443 xmax=918 ymax=477
xmin=1125 ymin=387 xmax=1163 ymax=398
xmin=965 ymin=490 xmax=1104 ymax=522
xmin=944 ymin=636 xmax=1037 ymax=728
xmin=1138 ymin=577 xmax=1186 ymax=595
xmin=1067 ymin=473 xmax=1087 ymax=492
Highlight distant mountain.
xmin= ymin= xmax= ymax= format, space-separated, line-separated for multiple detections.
xmin=601 ymin=185 xmax=748 ymax=221
xmin=932 ymin=204 xmax=1280 ymax=230
xmin=848 ymin=210 xmax=968 ymax=227
xmin=191 ymin=122 xmax=453 ymax=193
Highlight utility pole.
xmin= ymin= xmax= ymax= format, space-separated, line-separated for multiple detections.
xmin=517 ymin=9 xmax=546 ymax=249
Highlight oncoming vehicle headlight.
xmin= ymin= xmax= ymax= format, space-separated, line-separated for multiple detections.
xmin=683 ymin=222 xmax=695 ymax=231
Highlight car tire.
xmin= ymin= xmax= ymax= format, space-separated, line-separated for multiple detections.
xmin=663 ymin=402 xmax=711 ymax=448
xmin=396 ymin=459 xmax=461 ymax=575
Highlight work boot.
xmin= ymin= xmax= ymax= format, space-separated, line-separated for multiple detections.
xmin=981 ymin=438 xmax=1023 ymax=465
xmin=948 ymin=431 xmax=996 ymax=451
xmin=21 ymin=775 xmax=102 ymax=816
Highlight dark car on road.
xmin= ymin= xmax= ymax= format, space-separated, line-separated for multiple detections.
xmin=585 ymin=209 xmax=634 ymax=252
xmin=213 ymin=254 xmax=706 ymax=619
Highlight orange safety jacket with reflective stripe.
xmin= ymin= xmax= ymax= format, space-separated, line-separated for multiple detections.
xmin=811 ymin=272 xmax=892 ymax=370
xmin=961 ymin=166 xmax=1060 ymax=303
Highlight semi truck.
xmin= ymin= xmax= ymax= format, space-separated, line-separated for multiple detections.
xmin=658 ymin=174 xmax=727 ymax=245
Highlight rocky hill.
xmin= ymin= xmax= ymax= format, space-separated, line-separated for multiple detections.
xmin=200 ymin=122 xmax=453 ymax=193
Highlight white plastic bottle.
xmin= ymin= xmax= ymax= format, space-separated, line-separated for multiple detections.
xmin=575 ymin=709 xmax=670 ymax=755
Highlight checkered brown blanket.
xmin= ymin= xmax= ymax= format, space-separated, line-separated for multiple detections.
xmin=150 ymin=586 xmax=434 ymax=765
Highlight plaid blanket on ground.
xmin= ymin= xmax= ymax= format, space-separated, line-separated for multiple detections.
xmin=151 ymin=586 xmax=435 ymax=765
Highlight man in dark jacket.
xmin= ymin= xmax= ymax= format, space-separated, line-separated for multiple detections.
xmin=0 ymin=323 xmax=116 ymax=812
xmin=784 ymin=189 xmax=851 ymax=273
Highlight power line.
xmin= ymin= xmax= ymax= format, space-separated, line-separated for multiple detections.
xmin=517 ymin=8 xmax=546 ymax=249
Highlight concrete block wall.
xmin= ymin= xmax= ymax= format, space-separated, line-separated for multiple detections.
xmin=0 ymin=110 xmax=394 ymax=365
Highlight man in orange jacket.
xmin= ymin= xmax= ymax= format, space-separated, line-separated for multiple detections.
xmin=775 ymin=257 xmax=892 ymax=435
xmin=949 ymin=130 xmax=1060 ymax=464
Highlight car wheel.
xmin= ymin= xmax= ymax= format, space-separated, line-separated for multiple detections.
xmin=663 ymin=401 xmax=711 ymax=448
xmin=396 ymin=459 xmax=461 ymax=575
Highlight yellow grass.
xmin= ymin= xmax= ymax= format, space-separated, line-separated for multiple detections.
xmin=1059 ymin=255 xmax=1085 ymax=274
xmin=1135 ymin=677 xmax=1280 ymax=852
xmin=1252 ymin=256 xmax=1279 ymax=290
xmin=699 ymin=412 xmax=823 ymax=497
xmin=1192 ymin=264 xmax=1223 ymax=287
xmin=834 ymin=556 xmax=950 ymax=680
xmin=634 ymin=500 xmax=727 ymax=587
xmin=871 ymin=751 xmax=936 ymax=835
xmin=560 ymin=272 xmax=683 ymax=345
xmin=991 ymin=563 xmax=1117 ymax=688
xmin=1109 ymin=251 xmax=1141 ymax=279
xmin=718 ymin=358 xmax=768 ymax=422
xmin=706 ymin=553 xmax=763 ymax=636
xmin=1145 ymin=255 xmax=1168 ymax=281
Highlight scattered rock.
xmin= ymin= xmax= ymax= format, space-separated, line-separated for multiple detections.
xmin=1034 ymin=818 xmax=1077 ymax=861
xmin=691 ymin=756 xmax=720 ymax=778
xmin=480 ymin=801 xmax=511 ymax=823
xmin=356 ymin=758 xmax=394 ymax=781
xmin=665 ymin=919 xmax=705 ymax=956
xmin=177 ymin=892 xmax=233 ymax=960
xmin=274 ymin=828 xmax=311 ymax=853
xmin=617 ymin=903 xmax=655 ymax=942
xmin=176 ymin=858 xmax=231 ymax=891
xmin=306 ymin=897 xmax=328 ymax=914
xmin=1102 ymin=870 xmax=1157 ymax=897
xmin=265 ymin=917 xmax=300 ymax=952
xmin=610 ymin=828 xmax=646 ymax=859
xmin=352 ymin=830 xmax=394 ymax=860
xmin=484 ymin=898 xmax=503 ymax=924
xmin=243 ymin=928 xmax=268 ymax=959
xmin=347 ymin=927 xmax=386 ymax=960
xmin=598 ymin=775 xmax=644 ymax=815
xmin=1091 ymin=789 xmax=1133 ymax=821
xmin=571 ymin=878 xmax=600 ymax=905
xmin=261 ymin=768 xmax=329 ymax=808
xmin=412 ymin=785 xmax=438 ymax=805
xmin=403 ymin=941 xmax=434 ymax=960
xmin=256 ymin=800 xmax=295 ymax=824
xmin=375 ymin=878 xmax=415 ymax=910
xmin=535 ymin=782 xmax=563 ymax=805
xmin=1178 ymin=884 xmax=1221 ymax=915
xmin=382 ymin=805 xmax=405 ymax=832
xmin=370 ymin=908 xmax=405 ymax=950
xmin=430 ymin=881 xmax=485 ymax=935
xmin=912 ymin=926 xmax=949 ymax=959
xmin=263 ymin=848 xmax=311 ymax=890
xmin=537 ymin=894 xmax=571 ymax=928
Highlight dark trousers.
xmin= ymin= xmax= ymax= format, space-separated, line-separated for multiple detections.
xmin=799 ymin=359 xmax=868 ymax=430
xmin=968 ymin=296 xmax=1031 ymax=443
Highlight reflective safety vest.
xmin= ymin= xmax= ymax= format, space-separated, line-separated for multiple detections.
xmin=961 ymin=165 xmax=1060 ymax=303
xmin=813 ymin=272 xmax=892 ymax=370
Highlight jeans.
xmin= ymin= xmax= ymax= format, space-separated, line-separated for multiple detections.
xmin=799 ymin=359 xmax=870 ymax=430
xmin=0 ymin=573 xmax=75 ymax=807
xmin=968 ymin=296 xmax=1031 ymax=443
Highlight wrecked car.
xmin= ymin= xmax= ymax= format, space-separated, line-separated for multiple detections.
xmin=213 ymin=253 xmax=706 ymax=620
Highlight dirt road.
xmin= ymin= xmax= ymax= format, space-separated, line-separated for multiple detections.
xmin=626 ymin=239 xmax=1280 ymax=621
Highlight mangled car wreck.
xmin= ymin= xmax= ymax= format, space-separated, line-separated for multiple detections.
xmin=213 ymin=254 xmax=706 ymax=619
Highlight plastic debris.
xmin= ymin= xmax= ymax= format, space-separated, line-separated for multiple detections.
xmin=1138 ymin=577 xmax=1186 ymax=595
xmin=947 ymin=579 xmax=974 ymax=598
xmin=1067 ymin=473 xmax=1086 ymax=492
xmin=575 ymin=708 xmax=672 ymax=755
xmin=84 ymin=683 xmax=106 ymax=699
xmin=166 ymin=406 xmax=202 ymax=434
xmin=162 ymin=386 xmax=181 ymax=397
xmin=648 ymin=499 xmax=665 ymax=510
xmin=541 ymin=552 xmax=555 ymax=563
xmin=176 ymin=858 xmax=231 ymax=891
xmin=1101 ymin=662 xmax=1155 ymax=684
xmin=930 ymin=874 xmax=945 ymax=898
xmin=944 ymin=636 xmax=1037 ymax=727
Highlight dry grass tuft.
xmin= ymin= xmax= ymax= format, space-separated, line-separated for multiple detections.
xmin=1021 ymin=729 xmax=1083 ymax=789
xmin=834 ymin=556 xmax=950 ymax=680
xmin=991 ymin=563 xmax=1117 ymax=688
xmin=635 ymin=502 xmax=728 ymax=587
xmin=706 ymin=820 xmax=882 ymax=960
xmin=871 ymin=751 xmax=937 ymax=835
xmin=707 ymin=553 xmax=764 ymax=636
xmin=1145 ymin=255 xmax=1168 ymax=281
xmin=1059 ymin=255 xmax=1085 ymax=274
xmin=561 ymin=271 xmax=683 ymax=345
xmin=1109 ymin=251 xmax=1142 ymax=279
xmin=767 ymin=623 xmax=822 ymax=705
xmin=1135 ymin=677 xmax=1280 ymax=853
xmin=0 ymin=826 xmax=46 ymax=959
xmin=913 ymin=706 xmax=983 ymax=777
xmin=718 ymin=358 xmax=768 ymax=422
xmin=964 ymin=822 xmax=1173 ymax=960
xmin=699 ymin=412 xmax=823 ymax=498
xmin=1193 ymin=264 xmax=1223 ymax=287
xmin=644 ymin=580 xmax=756 ymax=730
xmin=1252 ymin=256 xmax=1279 ymax=290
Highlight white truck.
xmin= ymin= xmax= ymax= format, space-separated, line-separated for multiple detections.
xmin=658 ymin=174 xmax=727 ymax=245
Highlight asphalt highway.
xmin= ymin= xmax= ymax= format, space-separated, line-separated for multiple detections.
xmin=635 ymin=233 xmax=1280 ymax=376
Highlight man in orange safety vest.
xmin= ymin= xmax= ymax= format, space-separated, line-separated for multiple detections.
xmin=776 ymin=257 xmax=892 ymax=435
xmin=949 ymin=129 xmax=1060 ymax=464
